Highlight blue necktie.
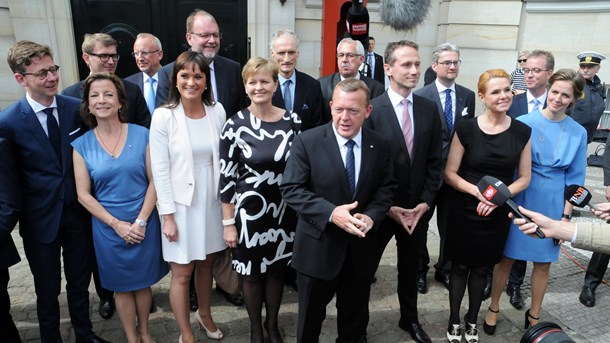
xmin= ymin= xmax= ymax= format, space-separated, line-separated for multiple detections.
xmin=444 ymin=89 xmax=453 ymax=133
xmin=345 ymin=140 xmax=356 ymax=196
xmin=283 ymin=80 xmax=293 ymax=111
xmin=532 ymin=98 xmax=541 ymax=112
xmin=42 ymin=107 xmax=62 ymax=164
xmin=147 ymin=78 xmax=156 ymax=115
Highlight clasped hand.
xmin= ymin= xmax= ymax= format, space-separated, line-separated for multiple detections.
xmin=112 ymin=220 xmax=145 ymax=244
xmin=331 ymin=201 xmax=373 ymax=238
xmin=388 ymin=203 xmax=428 ymax=235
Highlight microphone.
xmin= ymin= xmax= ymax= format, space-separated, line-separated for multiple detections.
xmin=565 ymin=185 xmax=599 ymax=211
xmin=346 ymin=0 xmax=370 ymax=51
xmin=380 ymin=0 xmax=432 ymax=31
xmin=477 ymin=176 xmax=546 ymax=239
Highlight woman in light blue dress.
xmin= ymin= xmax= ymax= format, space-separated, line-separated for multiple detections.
xmin=486 ymin=69 xmax=587 ymax=332
xmin=73 ymin=73 xmax=167 ymax=343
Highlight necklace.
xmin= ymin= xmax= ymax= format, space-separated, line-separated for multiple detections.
xmin=539 ymin=112 xmax=565 ymax=167
xmin=95 ymin=124 xmax=123 ymax=158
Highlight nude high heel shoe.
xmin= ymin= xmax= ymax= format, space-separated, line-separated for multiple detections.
xmin=194 ymin=310 xmax=224 ymax=340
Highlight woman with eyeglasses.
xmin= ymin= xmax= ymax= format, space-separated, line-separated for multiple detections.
xmin=485 ymin=69 xmax=587 ymax=334
xmin=510 ymin=51 xmax=529 ymax=95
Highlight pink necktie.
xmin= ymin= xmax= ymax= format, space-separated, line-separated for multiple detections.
xmin=401 ymin=98 xmax=413 ymax=158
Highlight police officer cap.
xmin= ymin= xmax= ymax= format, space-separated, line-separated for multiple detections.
xmin=578 ymin=51 xmax=606 ymax=65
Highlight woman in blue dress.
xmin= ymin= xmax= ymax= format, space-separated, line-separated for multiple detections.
xmin=486 ymin=69 xmax=587 ymax=332
xmin=73 ymin=73 xmax=168 ymax=343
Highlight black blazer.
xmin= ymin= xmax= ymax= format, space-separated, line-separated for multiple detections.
xmin=281 ymin=123 xmax=395 ymax=281
xmin=366 ymin=52 xmax=384 ymax=85
xmin=124 ymin=68 xmax=171 ymax=108
xmin=414 ymin=82 xmax=476 ymax=172
xmin=0 ymin=95 xmax=89 ymax=244
xmin=508 ymin=92 xmax=547 ymax=118
xmin=272 ymin=70 xmax=324 ymax=131
xmin=366 ymin=92 xmax=443 ymax=209
xmin=318 ymin=73 xmax=385 ymax=123
xmin=0 ymin=136 xmax=21 ymax=269
xmin=62 ymin=79 xmax=151 ymax=128
xmin=162 ymin=55 xmax=247 ymax=118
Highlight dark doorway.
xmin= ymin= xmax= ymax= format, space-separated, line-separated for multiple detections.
xmin=69 ymin=0 xmax=248 ymax=79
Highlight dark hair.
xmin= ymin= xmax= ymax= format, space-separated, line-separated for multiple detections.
xmin=385 ymin=40 xmax=419 ymax=66
xmin=80 ymin=72 xmax=129 ymax=127
xmin=529 ymin=50 xmax=555 ymax=71
xmin=549 ymin=69 xmax=585 ymax=109
xmin=166 ymin=51 xmax=213 ymax=108
xmin=7 ymin=40 xmax=53 ymax=73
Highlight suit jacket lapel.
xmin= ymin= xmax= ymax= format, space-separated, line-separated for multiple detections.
xmin=321 ymin=124 xmax=352 ymax=199
xmin=20 ymin=98 xmax=61 ymax=169
xmin=454 ymin=86 xmax=465 ymax=126
xmin=56 ymin=97 xmax=72 ymax=173
xmin=355 ymin=131 xmax=373 ymax=197
xmin=380 ymin=94 xmax=411 ymax=163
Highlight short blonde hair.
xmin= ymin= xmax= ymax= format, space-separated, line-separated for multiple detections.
xmin=242 ymin=57 xmax=279 ymax=84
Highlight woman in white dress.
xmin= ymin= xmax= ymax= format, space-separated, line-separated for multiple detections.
xmin=150 ymin=51 xmax=226 ymax=343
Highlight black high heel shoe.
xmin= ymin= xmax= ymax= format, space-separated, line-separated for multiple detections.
xmin=524 ymin=309 xmax=540 ymax=329
xmin=484 ymin=306 xmax=499 ymax=335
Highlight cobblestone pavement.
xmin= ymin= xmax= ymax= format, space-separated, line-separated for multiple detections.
xmin=6 ymin=143 xmax=609 ymax=343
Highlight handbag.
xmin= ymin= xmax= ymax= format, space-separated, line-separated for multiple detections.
xmin=212 ymin=248 xmax=242 ymax=294
xmin=587 ymin=145 xmax=605 ymax=167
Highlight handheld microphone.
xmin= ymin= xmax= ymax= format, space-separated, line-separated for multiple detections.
xmin=477 ymin=176 xmax=546 ymax=239
xmin=380 ymin=0 xmax=432 ymax=31
xmin=565 ymin=185 xmax=599 ymax=211
xmin=346 ymin=0 xmax=370 ymax=51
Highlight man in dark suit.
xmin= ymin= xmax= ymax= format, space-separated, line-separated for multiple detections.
xmin=162 ymin=9 xmax=247 ymax=119
xmin=270 ymin=29 xmax=324 ymax=130
xmin=125 ymin=33 xmax=170 ymax=112
xmin=281 ymin=79 xmax=395 ymax=343
xmin=162 ymin=9 xmax=246 ymax=307
xmin=62 ymin=33 xmax=151 ymax=129
xmin=507 ymin=49 xmax=553 ymax=119
xmin=62 ymin=32 xmax=151 ymax=319
xmin=366 ymin=40 xmax=443 ymax=343
xmin=1 ymin=40 xmax=108 ymax=343
xmin=0 ymin=136 xmax=22 ymax=343
xmin=504 ymin=50 xmax=554 ymax=309
xmin=413 ymin=42 xmax=475 ymax=293
xmin=364 ymin=36 xmax=384 ymax=84
xmin=319 ymin=38 xmax=385 ymax=123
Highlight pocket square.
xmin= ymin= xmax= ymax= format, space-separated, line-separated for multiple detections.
xmin=461 ymin=108 xmax=469 ymax=116
xmin=69 ymin=127 xmax=81 ymax=136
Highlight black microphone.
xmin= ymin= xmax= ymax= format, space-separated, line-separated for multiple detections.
xmin=346 ymin=0 xmax=370 ymax=51
xmin=477 ymin=176 xmax=546 ymax=239
xmin=565 ymin=184 xmax=599 ymax=211
xmin=380 ymin=0 xmax=432 ymax=31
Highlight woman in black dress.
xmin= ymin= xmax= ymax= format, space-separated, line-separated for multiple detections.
xmin=443 ymin=69 xmax=532 ymax=343
xmin=219 ymin=57 xmax=299 ymax=343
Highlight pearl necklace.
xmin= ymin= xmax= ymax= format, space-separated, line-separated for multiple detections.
xmin=539 ymin=111 xmax=566 ymax=167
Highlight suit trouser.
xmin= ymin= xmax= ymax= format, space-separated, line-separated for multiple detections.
xmin=584 ymin=252 xmax=610 ymax=289
xmin=419 ymin=185 xmax=450 ymax=275
xmin=507 ymin=260 xmax=528 ymax=288
xmin=0 ymin=268 xmax=21 ymax=343
xmin=376 ymin=216 xmax=429 ymax=323
xmin=296 ymin=250 xmax=370 ymax=343
xmin=22 ymin=203 xmax=93 ymax=343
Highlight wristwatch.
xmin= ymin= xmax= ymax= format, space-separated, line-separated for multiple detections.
xmin=135 ymin=219 xmax=147 ymax=227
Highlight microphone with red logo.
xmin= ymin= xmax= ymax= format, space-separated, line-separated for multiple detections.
xmin=564 ymin=184 xmax=599 ymax=211
xmin=346 ymin=0 xmax=370 ymax=51
xmin=477 ymin=175 xmax=546 ymax=239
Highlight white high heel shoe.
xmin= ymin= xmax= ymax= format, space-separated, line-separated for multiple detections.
xmin=194 ymin=310 xmax=224 ymax=340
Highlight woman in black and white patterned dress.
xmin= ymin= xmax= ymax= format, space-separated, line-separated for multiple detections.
xmin=219 ymin=57 xmax=299 ymax=343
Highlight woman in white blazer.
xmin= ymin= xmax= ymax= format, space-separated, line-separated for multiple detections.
xmin=150 ymin=51 xmax=226 ymax=343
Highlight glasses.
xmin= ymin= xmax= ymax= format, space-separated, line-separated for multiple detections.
xmin=131 ymin=50 xmax=160 ymax=58
xmin=189 ymin=32 xmax=223 ymax=40
xmin=21 ymin=65 xmax=60 ymax=80
xmin=337 ymin=53 xmax=361 ymax=59
xmin=88 ymin=52 xmax=120 ymax=62
xmin=437 ymin=60 xmax=461 ymax=68
xmin=523 ymin=68 xmax=549 ymax=75
xmin=518 ymin=59 xmax=527 ymax=63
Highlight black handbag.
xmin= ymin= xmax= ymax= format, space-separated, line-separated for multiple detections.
xmin=587 ymin=145 xmax=605 ymax=167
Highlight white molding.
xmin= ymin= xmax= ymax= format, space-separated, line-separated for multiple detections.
xmin=526 ymin=1 xmax=610 ymax=13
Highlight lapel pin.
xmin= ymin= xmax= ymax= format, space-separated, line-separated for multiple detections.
xmin=370 ymin=145 xmax=374 ymax=148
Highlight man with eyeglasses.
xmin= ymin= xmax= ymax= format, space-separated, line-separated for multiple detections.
xmin=414 ymin=42 xmax=475 ymax=294
xmin=319 ymin=38 xmax=385 ymax=123
xmin=1 ymin=40 xmax=109 ymax=343
xmin=161 ymin=9 xmax=246 ymax=308
xmin=270 ymin=29 xmax=323 ymax=132
xmin=62 ymin=32 xmax=151 ymax=320
xmin=62 ymin=33 xmax=151 ymax=130
xmin=573 ymin=51 xmax=608 ymax=308
xmin=125 ymin=33 xmax=170 ymax=114
xmin=162 ymin=9 xmax=247 ymax=119
xmin=504 ymin=49 xmax=555 ymax=311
